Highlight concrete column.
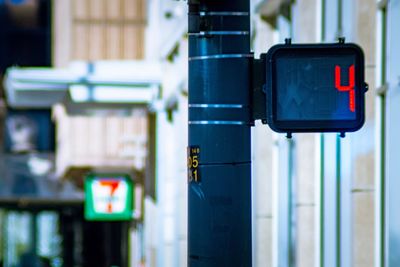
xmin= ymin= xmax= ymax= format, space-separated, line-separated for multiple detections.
xmin=291 ymin=1 xmax=319 ymax=267
xmin=252 ymin=14 xmax=277 ymax=267
xmin=352 ymin=0 xmax=376 ymax=266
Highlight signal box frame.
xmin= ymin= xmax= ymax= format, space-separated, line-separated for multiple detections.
xmin=264 ymin=42 xmax=367 ymax=135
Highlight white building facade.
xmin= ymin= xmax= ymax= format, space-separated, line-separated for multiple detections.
xmin=148 ymin=0 xmax=398 ymax=267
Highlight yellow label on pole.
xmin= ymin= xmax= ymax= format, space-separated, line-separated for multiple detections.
xmin=187 ymin=146 xmax=200 ymax=183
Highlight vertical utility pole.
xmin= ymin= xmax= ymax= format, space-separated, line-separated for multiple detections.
xmin=187 ymin=0 xmax=252 ymax=266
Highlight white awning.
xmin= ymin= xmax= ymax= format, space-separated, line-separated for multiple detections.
xmin=4 ymin=61 xmax=162 ymax=108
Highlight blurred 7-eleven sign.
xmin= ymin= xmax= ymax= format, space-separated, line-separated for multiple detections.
xmin=84 ymin=174 xmax=134 ymax=221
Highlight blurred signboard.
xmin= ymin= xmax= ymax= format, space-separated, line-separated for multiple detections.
xmin=84 ymin=174 xmax=134 ymax=221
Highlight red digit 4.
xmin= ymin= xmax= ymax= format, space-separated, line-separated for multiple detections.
xmin=335 ymin=64 xmax=355 ymax=112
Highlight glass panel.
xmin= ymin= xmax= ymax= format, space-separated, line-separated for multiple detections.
xmin=4 ymin=212 xmax=33 ymax=267
xmin=0 ymin=210 xmax=4 ymax=266
xmin=1 ymin=211 xmax=62 ymax=267
xmin=37 ymin=212 xmax=62 ymax=267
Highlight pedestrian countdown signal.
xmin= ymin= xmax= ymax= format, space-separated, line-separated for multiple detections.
xmin=265 ymin=42 xmax=367 ymax=134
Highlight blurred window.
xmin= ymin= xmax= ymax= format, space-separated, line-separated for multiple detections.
xmin=3 ymin=109 xmax=55 ymax=153
xmin=69 ymin=0 xmax=146 ymax=60
xmin=0 ymin=210 xmax=62 ymax=267
xmin=0 ymin=0 xmax=51 ymax=72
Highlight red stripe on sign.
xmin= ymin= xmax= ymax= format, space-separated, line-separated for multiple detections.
xmin=100 ymin=180 xmax=120 ymax=213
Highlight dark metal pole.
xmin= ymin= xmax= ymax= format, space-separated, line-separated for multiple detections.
xmin=188 ymin=0 xmax=252 ymax=266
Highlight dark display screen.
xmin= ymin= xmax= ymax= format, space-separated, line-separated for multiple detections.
xmin=276 ymin=54 xmax=356 ymax=121
xmin=266 ymin=43 xmax=366 ymax=133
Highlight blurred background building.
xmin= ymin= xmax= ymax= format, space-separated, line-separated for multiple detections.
xmin=0 ymin=0 xmax=398 ymax=267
